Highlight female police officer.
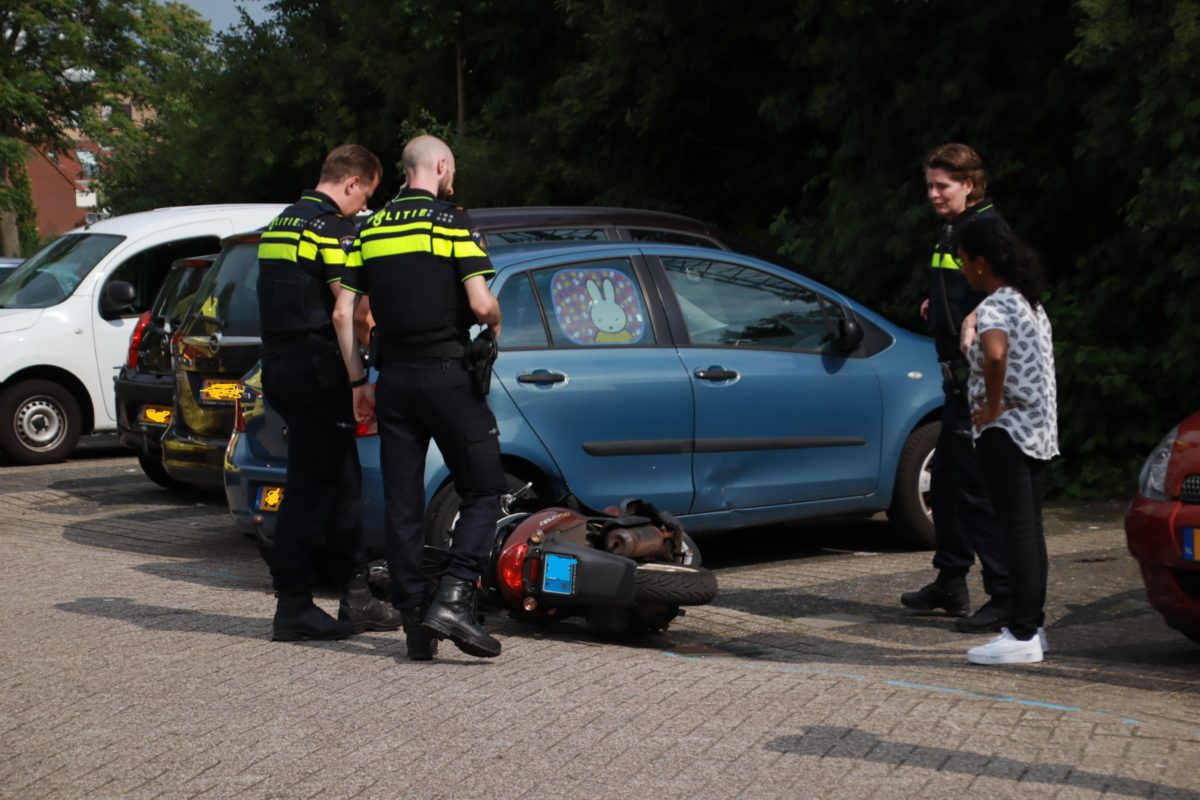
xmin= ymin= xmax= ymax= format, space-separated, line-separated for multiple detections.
xmin=899 ymin=143 xmax=1011 ymax=634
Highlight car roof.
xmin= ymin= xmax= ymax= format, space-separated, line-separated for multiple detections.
xmin=68 ymin=204 xmax=285 ymax=237
xmin=469 ymin=206 xmax=713 ymax=231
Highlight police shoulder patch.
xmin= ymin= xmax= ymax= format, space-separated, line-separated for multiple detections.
xmin=470 ymin=228 xmax=488 ymax=253
xmin=339 ymin=235 xmax=355 ymax=252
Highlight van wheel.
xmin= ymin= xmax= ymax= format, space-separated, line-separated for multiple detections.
xmin=886 ymin=422 xmax=938 ymax=549
xmin=0 ymin=380 xmax=83 ymax=465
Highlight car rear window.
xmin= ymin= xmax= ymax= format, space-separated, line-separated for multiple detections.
xmin=627 ymin=228 xmax=718 ymax=248
xmin=151 ymin=260 xmax=213 ymax=326
xmin=188 ymin=242 xmax=261 ymax=337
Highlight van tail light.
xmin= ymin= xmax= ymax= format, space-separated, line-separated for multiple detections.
xmin=234 ymin=383 xmax=261 ymax=433
xmin=125 ymin=311 xmax=152 ymax=369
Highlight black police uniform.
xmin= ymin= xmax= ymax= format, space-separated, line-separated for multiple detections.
xmin=927 ymin=199 xmax=1009 ymax=599
xmin=257 ymin=190 xmax=367 ymax=594
xmin=341 ymin=188 xmax=506 ymax=610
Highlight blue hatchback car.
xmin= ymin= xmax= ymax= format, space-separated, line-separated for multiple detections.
xmin=225 ymin=241 xmax=943 ymax=556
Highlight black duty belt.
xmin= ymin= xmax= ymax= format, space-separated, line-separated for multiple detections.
xmin=263 ymin=333 xmax=337 ymax=355
xmin=377 ymin=339 xmax=468 ymax=360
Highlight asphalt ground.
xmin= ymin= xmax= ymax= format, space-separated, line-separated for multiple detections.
xmin=1 ymin=445 xmax=1198 ymax=799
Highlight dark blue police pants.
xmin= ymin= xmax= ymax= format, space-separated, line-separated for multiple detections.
xmin=262 ymin=349 xmax=366 ymax=594
xmin=974 ymin=427 xmax=1048 ymax=640
xmin=375 ymin=357 xmax=506 ymax=609
xmin=930 ymin=392 xmax=1010 ymax=597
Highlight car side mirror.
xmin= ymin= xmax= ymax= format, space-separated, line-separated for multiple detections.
xmin=834 ymin=318 xmax=863 ymax=354
xmin=100 ymin=280 xmax=136 ymax=319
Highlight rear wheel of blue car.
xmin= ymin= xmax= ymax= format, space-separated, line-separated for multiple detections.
xmin=425 ymin=471 xmax=538 ymax=549
xmin=886 ymin=422 xmax=938 ymax=549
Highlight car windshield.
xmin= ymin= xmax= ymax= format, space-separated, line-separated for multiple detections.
xmin=0 ymin=234 xmax=123 ymax=309
xmin=184 ymin=242 xmax=261 ymax=337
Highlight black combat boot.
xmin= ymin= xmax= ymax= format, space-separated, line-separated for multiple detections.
xmin=421 ymin=576 xmax=501 ymax=658
xmin=955 ymin=595 xmax=1011 ymax=633
xmin=400 ymin=607 xmax=438 ymax=661
xmin=338 ymin=570 xmax=404 ymax=633
xmin=900 ymin=571 xmax=970 ymax=616
xmin=273 ymin=592 xmax=355 ymax=641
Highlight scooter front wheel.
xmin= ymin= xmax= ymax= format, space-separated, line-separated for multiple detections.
xmin=634 ymin=563 xmax=718 ymax=606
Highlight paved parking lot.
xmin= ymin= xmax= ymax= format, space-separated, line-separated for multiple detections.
xmin=2 ymin=449 xmax=1199 ymax=799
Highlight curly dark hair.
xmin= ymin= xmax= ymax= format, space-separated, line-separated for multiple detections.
xmin=958 ymin=215 xmax=1044 ymax=307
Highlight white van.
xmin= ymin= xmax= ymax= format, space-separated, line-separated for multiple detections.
xmin=0 ymin=204 xmax=283 ymax=465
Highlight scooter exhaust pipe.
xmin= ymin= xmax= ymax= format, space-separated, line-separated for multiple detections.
xmin=605 ymin=524 xmax=672 ymax=560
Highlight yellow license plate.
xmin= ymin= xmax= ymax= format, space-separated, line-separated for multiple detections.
xmin=139 ymin=404 xmax=172 ymax=425
xmin=199 ymin=379 xmax=241 ymax=403
xmin=256 ymin=485 xmax=284 ymax=512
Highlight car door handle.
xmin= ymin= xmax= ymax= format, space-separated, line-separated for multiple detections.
xmin=694 ymin=368 xmax=738 ymax=381
xmin=517 ymin=371 xmax=567 ymax=384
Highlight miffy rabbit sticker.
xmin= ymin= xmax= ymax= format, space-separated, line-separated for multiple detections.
xmin=587 ymin=278 xmax=634 ymax=343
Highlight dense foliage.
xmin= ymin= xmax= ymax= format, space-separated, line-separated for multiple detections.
xmin=35 ymin=0 xmax=1200 ymax=497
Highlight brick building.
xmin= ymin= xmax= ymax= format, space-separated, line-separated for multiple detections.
xmin=25 ymin=140 xmax=106 ymax=241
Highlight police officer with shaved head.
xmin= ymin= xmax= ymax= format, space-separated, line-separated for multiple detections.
xmin=332 ymin=135 xmax=505 ymax=660
xmin=258 ymin=144 xmax=403 ymax=642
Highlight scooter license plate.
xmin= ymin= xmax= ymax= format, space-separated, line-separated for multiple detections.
xmin=1184 ymin=528 xmax=1196 ymax=561
xmin=542 ymin=553 xmax=577 ymax=595
xmin=256 ymin=485 xmax=284 ymax=512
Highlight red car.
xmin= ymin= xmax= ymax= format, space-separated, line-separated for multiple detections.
xmin=1125 ymin=410 xmax=1200 ymax=644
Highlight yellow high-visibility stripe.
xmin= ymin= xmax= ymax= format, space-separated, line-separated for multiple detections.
xmin=258 ymin=243 xmax=297 ymax=262
xmin=360 ymin=221 xmax=432 ymax=238
xmin=320 ymin=247 xmax=348 ymax=266
xmin=302 ymin=229 xmax=342 ymax=246
xmin=361 ymin=235 xmax=435 ymax=258
xmin=930 ymin=252 xmax=961 ymax=270
xmin=432 ymin=225 xmax=471 ymax=238
xmin=297 ymin=240 xmax=319 ymax=260
xmin=261 ymin=230 xmax=300 ymax=241
xmin=432 ymin=238 xmax=453 ymax=257
xmin=346 ymin=251 xmax=363 ymax=268
xmin=452 ymin=240 xmax=488 ymax=259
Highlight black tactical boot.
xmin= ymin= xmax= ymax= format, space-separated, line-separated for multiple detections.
xmin=339 ymin=570 xmax=404 ymax=633
xmin=273 ymin=592 xmax=355 ymax=641
xmin=955 ymin=595 xmax=1011 ymax=633
xmin=400 ymin=607 xmax=438 ymax=661
xmin=900 ymin=572 xmax=970 ymax=616
xmin=421 ymin=576 xmax=501 ymax=658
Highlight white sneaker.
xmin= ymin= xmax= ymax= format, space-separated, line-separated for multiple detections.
xmin=967 ymin=628 xmax=1044 ymax=665
xmin=1038 ymin=627 xmax=1048 ymax=653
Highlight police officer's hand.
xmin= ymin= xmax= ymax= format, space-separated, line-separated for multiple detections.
xmin=352 ymin=384 xmax=375 ymax=426
xmin=919 ymin=298 xmax=930 ymax=321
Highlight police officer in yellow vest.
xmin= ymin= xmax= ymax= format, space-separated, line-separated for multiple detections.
xmin=258 ymin=144 xmax=402 ymax=641
xmin=332 ymin=135 xmax=505 ymax=659
xmin=901 ymin=143 xmax=1011 ymax=634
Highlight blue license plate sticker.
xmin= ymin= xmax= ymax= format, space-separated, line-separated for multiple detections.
xmin=1184 ymin=528 xmax=1196 ymax=561
xmin=542 ymin=553 xmax=577 ymax=595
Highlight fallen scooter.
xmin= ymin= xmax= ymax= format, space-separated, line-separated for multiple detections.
xmin=375 ymin=488 xmax=719 ymax=635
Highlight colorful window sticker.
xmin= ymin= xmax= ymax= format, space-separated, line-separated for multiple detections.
xmin=549 ymin=267 xmax=647 ymax=345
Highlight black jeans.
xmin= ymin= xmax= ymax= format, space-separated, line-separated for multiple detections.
xmin=261 ymin=347 xmax=366 ymax=594
xmin=975 ymin=427 xmax=1048 ymax=641
xmin=375 ymin=357 xmax=506 ymax=609
xmin=930 ymin=392 xmax=1010 ymax=597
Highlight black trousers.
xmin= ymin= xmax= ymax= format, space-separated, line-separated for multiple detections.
xmin=375 ymin=357 xmax=506 ymax=609
xmin=929 ymin=391 xmax=1010 ymax=597
xmin=262 ymin=347 xmax=366 ymax=594
xmin=975 ymin=427 xmax=1048 ymax=641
